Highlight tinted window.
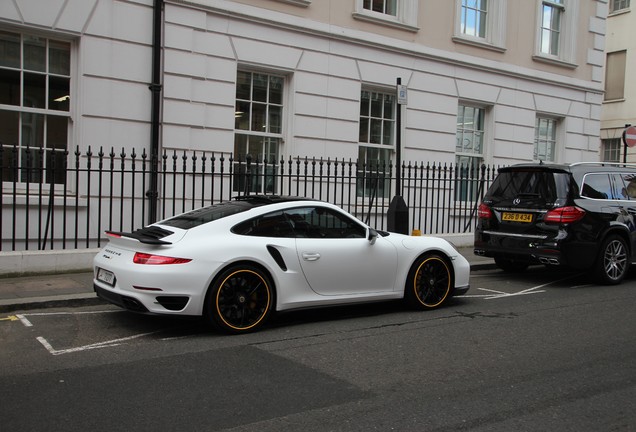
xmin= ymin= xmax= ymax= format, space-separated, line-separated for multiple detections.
xmin=616 ymin=173 xmax=636 ymax=200
xmin=232 ymin=211 xmax=294 ymax=237
xmin=581 ymin=174 xmax=612 ymax=199
xmin=286 ymin=207 xmax=366 ymax=239
xmin=485 ymin=170 xmax=570 ymax=203
xmin=161 ymin=201 xmax=255 ymax=229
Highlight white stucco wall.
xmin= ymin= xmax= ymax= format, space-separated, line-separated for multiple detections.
xmin=160 ymin=0 xmax=604 ymax=166
xmin=0 ymin=0 xmax=607 ymax=252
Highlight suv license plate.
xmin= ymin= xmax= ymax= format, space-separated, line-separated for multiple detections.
xmin=97 ymin=268 xmax=116 ymax=286
xmin=502 ymin=212 xmax=533 ymax=223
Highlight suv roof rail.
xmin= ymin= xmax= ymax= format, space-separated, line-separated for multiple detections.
xmin=569 ymin=162 xmax=636 ymax=168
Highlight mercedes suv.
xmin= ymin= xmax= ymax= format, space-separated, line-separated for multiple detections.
xmin=474 ymin=163 xmax=636 ymax=284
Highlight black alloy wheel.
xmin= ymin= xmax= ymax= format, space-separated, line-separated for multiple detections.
xmin=406 ymin=254 xmax=452 ymax=309
xmin=206 ymin=265 xmax=273 ymax=333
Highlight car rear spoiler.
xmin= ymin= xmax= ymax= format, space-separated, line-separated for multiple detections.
xmin=105 ymin=226 xmax=174 ymax=245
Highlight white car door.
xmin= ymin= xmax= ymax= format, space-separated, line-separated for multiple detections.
xmin=288 ymin=207 xmax=398 ymax=296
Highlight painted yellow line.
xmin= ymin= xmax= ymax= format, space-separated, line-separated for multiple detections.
xmin=0 ymin=315 xmax=19 ymax=322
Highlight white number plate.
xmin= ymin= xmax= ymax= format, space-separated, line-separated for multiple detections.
xmin=97 ymin=268 xmax=116 ymax=286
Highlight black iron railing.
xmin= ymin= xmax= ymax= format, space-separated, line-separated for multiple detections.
xmin=0 ymin=144 xmax=499 ymax=251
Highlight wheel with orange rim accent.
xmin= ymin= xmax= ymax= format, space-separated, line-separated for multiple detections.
xmin=405 ymin=254 xmax=453 ymax=309
xmin=205 ymin=265 xmax=273 ymax=334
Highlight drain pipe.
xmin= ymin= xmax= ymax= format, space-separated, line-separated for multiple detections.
xmin=147 ymin=0 xmax=163 ymax=224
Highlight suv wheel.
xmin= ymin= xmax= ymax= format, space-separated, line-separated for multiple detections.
xmin=494 ymin=256 xmax=529 ymax=273
xmin=594 ymin=235 xmax=629 ymax=285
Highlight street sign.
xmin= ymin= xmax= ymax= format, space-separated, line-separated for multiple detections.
xmin=397 ymin=84 xmax=407 ymax=105
xmin=624 ymin=125 xmax=636 ymax=148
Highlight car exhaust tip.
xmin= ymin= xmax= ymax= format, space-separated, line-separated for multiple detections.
xmin=538 ymin=257 xmax=560 ymax=265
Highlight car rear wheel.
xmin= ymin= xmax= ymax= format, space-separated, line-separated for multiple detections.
xmin=494 ymin=256 xmax=529 ymax=273
xmin=594 ymin=235 xmax=629 ymax=285
xmin=405 ymin=254 xmax=452 ymax=309
xmin=205 ymin=265 xmax=273 ymax=334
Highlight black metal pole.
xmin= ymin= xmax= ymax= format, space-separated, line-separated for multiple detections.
xmin=387 ymin=78 xmax=408 ymax=234
xmin=624 ymin=124 xmax=632 ymax=165
xmin=395 ymin=77 xmax=402 ymax=194
xmin=147 ymin=0 xmax=163 ymax=224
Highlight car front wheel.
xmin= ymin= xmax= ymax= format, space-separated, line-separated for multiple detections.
xmin=205 ymin=265 xmax=273 ymax=334
xmin=405 ymin=254 xmax=453 ymax=309
xmin=594 ymin=235 xmax=629 ymax=285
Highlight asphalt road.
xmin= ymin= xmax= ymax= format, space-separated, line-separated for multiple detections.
xmin=1 ymin=266 xmax=635 ymax=431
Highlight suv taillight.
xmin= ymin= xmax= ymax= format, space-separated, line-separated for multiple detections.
xmin=544 ymin=206 xmax=585 ymax=224
xmin=478 ymin=203 xmax=493 ymax=219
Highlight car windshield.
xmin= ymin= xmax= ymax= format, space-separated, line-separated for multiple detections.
xmin=160 ymin=201 xmax=257 ymax=229
xmin=485 ymin=170 xmax=570 ymax=204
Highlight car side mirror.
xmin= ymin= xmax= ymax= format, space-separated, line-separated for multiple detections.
xmin=368 ymin=228 xmax=378 ymax=245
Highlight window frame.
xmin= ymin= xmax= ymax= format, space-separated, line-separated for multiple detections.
xmin=610 ymin=0 xmax=631 ymax=14
xmin=352 ymin=0 xmax=419 ymax=31
xmin=233 ymin=69 xmax=287 ymax=194
xmin=534 ymin=116 xmax=559 ymax=163
xmin=0 ymin=30 xmax=73 ymax=188
xmin=453 ymin=0 xmax=507 ymax=52
xmin=357 ymin=87 xmax=396 ymax=200
xmin=601 ymin=138 xmax=622 ymax=163
xmin=455 ymin=103 xmax=487 ymax=202
xmin=533 ymin=0 xmax=578 ymax=68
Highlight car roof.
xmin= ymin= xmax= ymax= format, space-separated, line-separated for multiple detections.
xmin=500 ymin=162 xmax=636 ymax=174
xmin=498 ymin=163 xmax=570 ymax=173
xmin=233 ymin=195 xmax=320 ymax=205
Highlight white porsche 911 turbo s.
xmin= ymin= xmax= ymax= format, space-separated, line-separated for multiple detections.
xmin=93 ymin=196 xmax=470 ymax=333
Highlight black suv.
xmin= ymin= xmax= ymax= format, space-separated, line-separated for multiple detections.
xmin=474 ymin=163 xmax=636 ymax=284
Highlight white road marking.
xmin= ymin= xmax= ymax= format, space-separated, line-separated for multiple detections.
xmin=16 ymin=310 xmax=117 ymax=328
xmin=22 ymin=310 xmax=120 ymax=317
xmin=36 ymin=331 xmax=159 ymax=356
xmin=13 ymin=310 xmax=163 ymax=356
xmin=15 ymin=314 xmax=33 ymax=327
xmin=463 ymin=273 xmax=582 ymax=299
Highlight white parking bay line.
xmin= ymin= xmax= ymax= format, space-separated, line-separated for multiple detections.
xmin=465 ymin=273 xmax=582 ymax=300
xmin=13 ymin=310 xmax=163 ymax=356
xmin=15 ymin=314 xmax=33 ymax=327
xmin=37 ymin=332 xmax=160 ymax=356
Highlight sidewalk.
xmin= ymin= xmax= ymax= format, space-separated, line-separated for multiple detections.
xmin=0 ymin=247 xmax=495 ymax=313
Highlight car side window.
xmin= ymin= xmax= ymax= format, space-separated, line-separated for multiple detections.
xmin=581 ymin=174 xmax=613 ymax=200
xmin=284 ymin=207 xmax=366 ymax=239
xmin=619 ymin=173 xmax=636 ymax=200
xmin=232 ymin=211 xmax=294 ymax=238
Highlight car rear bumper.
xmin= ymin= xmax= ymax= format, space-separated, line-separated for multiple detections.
xmin=95 ymin=284 xmax=149 ymax=313
xmin=474 ymin=230 xmax=597 ymax=269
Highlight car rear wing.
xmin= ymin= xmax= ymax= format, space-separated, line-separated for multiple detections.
xmin=105 ymin=226 xmax=174 ymax=245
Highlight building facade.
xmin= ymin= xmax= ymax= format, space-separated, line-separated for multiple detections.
xmin=601 ymin=0 xmax=635 ymax=162
xmin=0 ymin=0 xmax=608 ymax=251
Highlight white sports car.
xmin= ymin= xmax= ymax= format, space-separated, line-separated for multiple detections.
xmin=93 ymin=196 xmax=470 ymax=333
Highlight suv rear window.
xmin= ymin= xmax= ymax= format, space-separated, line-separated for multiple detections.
xmin=485 ymin=169 xmax=570 ymax=204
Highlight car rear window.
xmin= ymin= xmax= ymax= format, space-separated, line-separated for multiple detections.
xmin=160 ymin=201 xmax=257 ymax=229
xmin=485 ymin=170 xmax=570 ymax=203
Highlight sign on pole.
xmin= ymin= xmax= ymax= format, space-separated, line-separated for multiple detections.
xmin=624 ymin=125 xmax=636 ymax=148
xmin=397 ymin=84 xmax=408 ymax=105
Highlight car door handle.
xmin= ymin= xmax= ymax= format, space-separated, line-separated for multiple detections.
xmin=302 ymin=252 xmax=321 ymax=261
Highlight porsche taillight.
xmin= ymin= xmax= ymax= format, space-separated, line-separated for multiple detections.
xmin=478 ymin=203 xmax=493 ymax=219
xmin=544 ymin=206 xmax=585 ymax=224
xmin=133 ymin=253 xmax=192 ymax=265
